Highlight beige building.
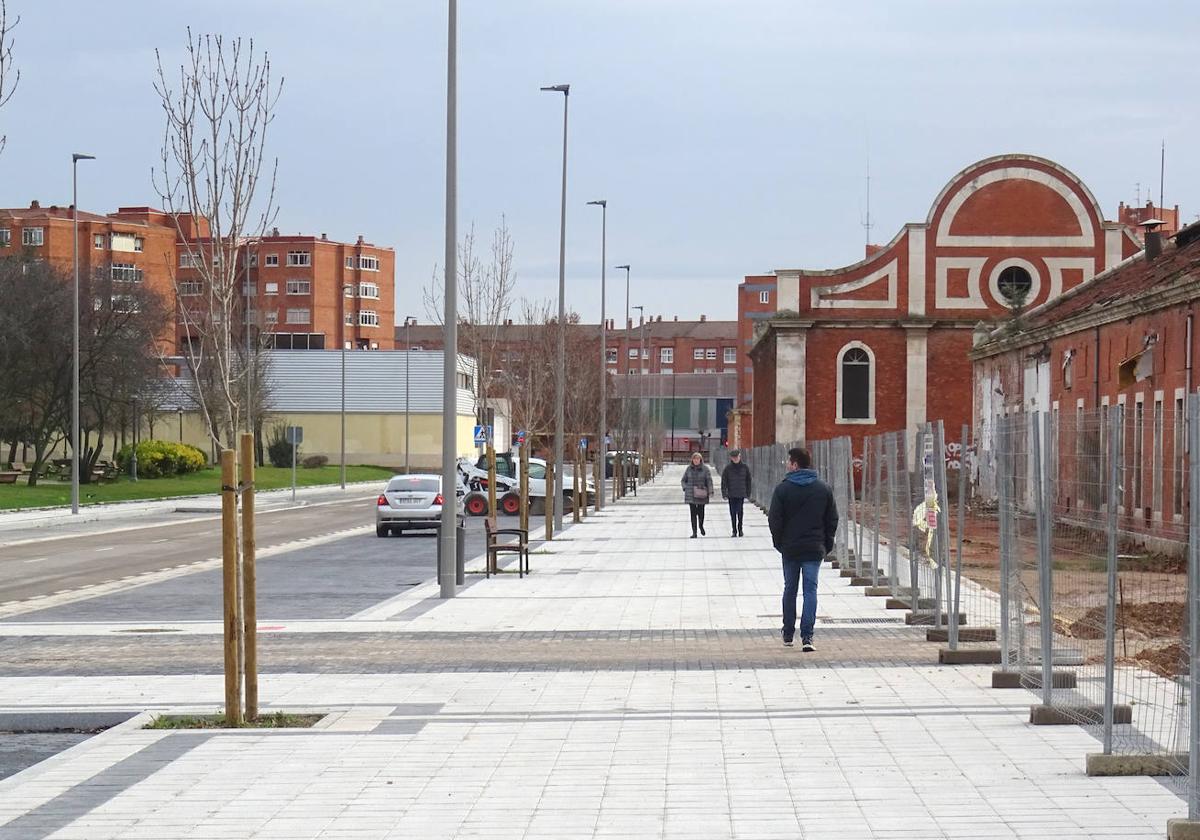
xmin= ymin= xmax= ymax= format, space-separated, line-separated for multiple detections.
xmin=157 ymin=350 xmax=480 ymax=470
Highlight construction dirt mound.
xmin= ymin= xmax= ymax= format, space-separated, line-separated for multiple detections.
xmin=1059 ymin=601 xmax=1186 ymax=642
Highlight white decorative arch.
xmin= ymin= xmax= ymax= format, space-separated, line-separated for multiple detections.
xmin=811 ymin=259 xmax=897 ymax=310
xmin=935 ymin=166 xmax=1096 ymax=248
xmin=836 ymin=340 xmax=875 ymax=425
xmin=987 ymin=257 xmax=1042 ymax=308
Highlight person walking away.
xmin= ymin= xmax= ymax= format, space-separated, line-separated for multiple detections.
xmin=720 ymin=449 xmax=751 ymax=537
xmin=681 ymin=452 xmax=713 ymax=538
xmin=767 ymin=447 xmax=838 ymax=651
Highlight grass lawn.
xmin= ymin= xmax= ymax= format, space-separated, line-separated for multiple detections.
xmin=0 ymin=464 xmax=395 ymax=511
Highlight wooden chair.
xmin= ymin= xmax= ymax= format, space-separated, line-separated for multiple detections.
xmin=484 ymin=518 xmax=530 ymax=578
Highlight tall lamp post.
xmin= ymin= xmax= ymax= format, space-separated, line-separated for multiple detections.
xmin=615 ymin=264 xmax=630 ymax=470
xmin=439 ymin=0 xmax=459 ymax=599
xmin=632 ymin=304 xmax=646 ymax=474
xmin=71 ymin=152 xmax=96 ymax=516
xmin=403 ymin=315 xmax=416 ymax=473
xmin=340 ymin=283 xmax=353 ymax=489
xmin=541 ymin=82 xmax=569 ymax=533
xmin=586 ymin=200 xmax=606 ymax=510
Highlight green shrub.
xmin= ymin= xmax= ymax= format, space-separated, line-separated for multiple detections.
xmin=301 ymin=454 xmax=328 ymax=469
xmin=115 ymin=440 xmax=208 ymax=479
xmin=267 ymin=424 xmax=295 ymax=468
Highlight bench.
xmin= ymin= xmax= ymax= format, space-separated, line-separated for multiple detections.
xmin=484 ymin=518 xmax=530 ymax=579
xmin=0 ymin=471 xmax=18 ymax=484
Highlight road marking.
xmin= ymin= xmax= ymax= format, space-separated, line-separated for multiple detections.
xmin=0 ymin=493 xmax=375 ymax=549
xmin=152 ymin=538 xmax=169 ymax=544
xmin=23 ymin=557 xmax=47 ymax=564
xmin=0 ymin=524 xmax=375 ymax=619
xmin=95 ymin=547 xmax=115 ymax=553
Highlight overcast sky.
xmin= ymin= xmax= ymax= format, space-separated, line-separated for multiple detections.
xmin=4 ymin=0 xmax=1198 ymax=324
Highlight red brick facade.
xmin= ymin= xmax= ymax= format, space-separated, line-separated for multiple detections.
xmin=734 ymin=275 xmax=776 ymax=446
xmin=0 ymin=201 xmax=178 ymax=352
xmin=748 ymin=154 xmax=1142 ymax=456
xmin=972 ymin=221 xmax=1200 ymax=543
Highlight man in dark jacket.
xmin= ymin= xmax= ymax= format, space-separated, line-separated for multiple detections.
xmin=720 ymin=450 xmax=752 ymax=537
xmin=767 ymin=447 xmax=838 ymax=651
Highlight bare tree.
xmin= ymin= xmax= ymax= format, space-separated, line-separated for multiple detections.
xmin=153 ymin=29 xmax=282 ymax=449
xmin=77 ymin=269 xmax=171 ymax=480
xmin=0 ymin=259 xmax=70 ymax=482
xmin=424 ymin=217 xmax=518 ymax=431
xmin=0 ymin=259 xmax=168 ymax=485
xmin=498 ymin=298 xmax=557 ymax=448
xmin=0 ymin=0 xmax=18 ymax=157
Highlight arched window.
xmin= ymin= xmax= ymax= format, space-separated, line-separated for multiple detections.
xmin=837 ymin=343 xmax=874 ymax=423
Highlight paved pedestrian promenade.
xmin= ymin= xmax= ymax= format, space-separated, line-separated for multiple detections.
xmin=0 ymin=466 xmax=1186 ymax=839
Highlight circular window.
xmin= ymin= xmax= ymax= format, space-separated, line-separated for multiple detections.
xmin=996 ymin=265 xmax=1033 ymax=306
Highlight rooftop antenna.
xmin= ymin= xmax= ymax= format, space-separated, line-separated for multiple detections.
xmin=860 ymin=140 xmax=873 ymax=249
xmin=1135 ymin=181 xmax=1141 ymax=207
xmin=1159 ymin=139 xmax=1165 ymax=210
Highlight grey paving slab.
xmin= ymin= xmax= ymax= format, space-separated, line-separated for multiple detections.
xmin=0 ymin=467 xmax=1188 ymax=839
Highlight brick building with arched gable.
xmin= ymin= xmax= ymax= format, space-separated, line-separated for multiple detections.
xmin=744 ymin=154 xmax=1142 ymax=452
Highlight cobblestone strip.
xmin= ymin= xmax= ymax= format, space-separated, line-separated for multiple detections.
xmin=0 ymin=626 xmax=946 ymax=675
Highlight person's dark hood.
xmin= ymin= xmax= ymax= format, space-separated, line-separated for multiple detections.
xmin=785 ymin=468 xmax=819 ymax=487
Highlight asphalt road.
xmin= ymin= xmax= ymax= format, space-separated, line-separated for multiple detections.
xmin=0 ymin=497 xmax=483 ymax=610
xmin=8 ymin=519 xmax=488 ymax=623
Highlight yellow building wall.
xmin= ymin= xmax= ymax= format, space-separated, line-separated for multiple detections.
xmin=142 ymin=411 xmax=477 ymax=470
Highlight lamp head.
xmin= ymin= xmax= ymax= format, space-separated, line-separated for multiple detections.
xmin=615 ymin=264 xmax=630 ymax=271
xmin=587 ymin=200 xmax=606 ymax=208
xmin=539 ymin=84 xmax=570 ymax=94
xmin=72 ymin=153 xmax=96 ymax=163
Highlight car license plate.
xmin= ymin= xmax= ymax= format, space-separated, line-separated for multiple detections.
xmin=394 ymin=494 xmax=419 ymax=504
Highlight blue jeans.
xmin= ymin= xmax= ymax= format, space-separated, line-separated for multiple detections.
xmin=782 ymin=555 xmax=822 ymax=642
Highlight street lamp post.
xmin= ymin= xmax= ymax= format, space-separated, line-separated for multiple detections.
xmin=615 ymin=264 xmax=630 ymax=487
xmin=670 ymin=366 xmax=677 ymax=463
xmin=633 ymin=304 xmax=646 ymax=479
xmin=71 ymin=152 xmax=96 ymax=516
xmin=340 ymin=283 xmax=353 ymax=489
xmin=403 ymin=315 xmax=416 ymax=473
xmin=130 ymin=397 xmax=138 ymax=482
xmin=541 ymin=82 xmax=570 ymax=534
xmin=586 ymin=200 xmax=606 ymax=511
xmin=439 ymin=0 xmax=459 ymax=599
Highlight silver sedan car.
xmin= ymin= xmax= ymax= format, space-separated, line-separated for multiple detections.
xmin=375 ymin=474 xmax=466 ymax=537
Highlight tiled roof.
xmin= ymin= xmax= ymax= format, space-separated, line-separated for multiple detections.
xmin=1022 ymin=224 xmax=1200 ymax=329
xmin=397 ymin=319 xmax=737 ymax=345
xmin=0 ymin=206 xmax=114 ymax=224
xmin=608 ymin=320 xmax=738 ymax=342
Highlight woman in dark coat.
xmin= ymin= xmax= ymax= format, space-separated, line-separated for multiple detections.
xmin=681 ymin=452 xmax=714 ymax=538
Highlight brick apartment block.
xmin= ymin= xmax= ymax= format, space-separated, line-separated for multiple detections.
xmin=1 ymin=201 xmax=396 ymax=355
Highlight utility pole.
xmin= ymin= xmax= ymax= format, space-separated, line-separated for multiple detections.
xmin=439 ymin=0 xmax=458 ymax=599
xmin=587 ymin=200 xmax=607 ymax=511
xmin=541 ymin=83 xmax=570 ymax=534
